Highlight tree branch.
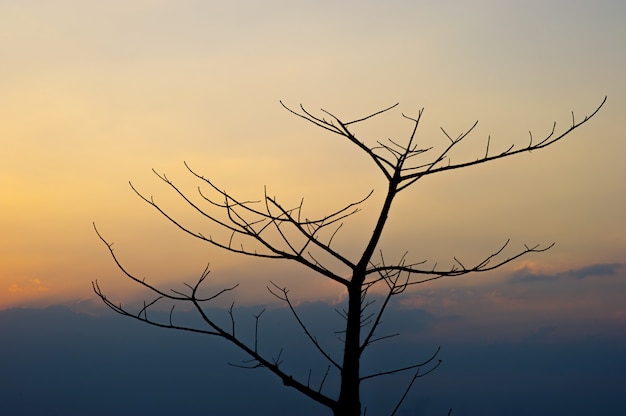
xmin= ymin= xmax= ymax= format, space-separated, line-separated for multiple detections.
xmin=268 ymin=281 xmax=342 ymax=370
xmin=360 ymin=346 xmax=441 ymax=381
xmin=91 ymin=250 xmax=338 ymax=410
xmin=366 ymin=240 xmax=555 ymax=286
xmin=400 ymin=96 xmax=607 ymax=185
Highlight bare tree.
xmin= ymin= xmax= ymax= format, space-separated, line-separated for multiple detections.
xmin=93 ymin=96 xmax=606 ymax=416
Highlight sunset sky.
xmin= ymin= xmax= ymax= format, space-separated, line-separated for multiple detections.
xmin=2 ymin=1 xmax=625 ymax=414
xmin=2 ymin=0 xmax=623 ymax=316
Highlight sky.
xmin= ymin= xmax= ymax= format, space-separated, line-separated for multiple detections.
xmin=2 ymin=304 xmax=625 ymax=415
xmin=1 ymin=0 xmax=625 ymax=414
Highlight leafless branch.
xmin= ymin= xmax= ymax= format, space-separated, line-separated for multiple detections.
xmin=361 ymin=346 xmax=441 ymax=381
xmin=94 ymin=95 xmax=606 ymax=415
xmin=268 ymin=282 xmax=342 ymax=370
xmin=390 ymin=358 xmax=443 ymax=416
xmin=92 ymin=233 xmax=337 ymax=410
xmin=400 ymin=96 xmax=607 ymax=185
xmin=280 ymin=101 xmax=400 ymax=180
xmin=365 ymin=240 xmax=555 ymax=287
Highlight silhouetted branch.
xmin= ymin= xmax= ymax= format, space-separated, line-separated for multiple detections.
xmin=268 ymin=281 xmax=342 ymax=370
xmin=92 ymin=232 xmax=338 ymax=410
xmin=95 ymin=95 xmax=606 ymax=415
xmin=360 ymin=252 xmax=408 ymax=353
xmin=360 ymin=346 xmax=441 ymax=382
xmin=280 ymin=101 xmax=401 ymax=180
xmin=319 ymin=365 xmax=331 ymax=393
xmin=253 ymin=308 xmax=265 ymax=353
xmin=400 ymin=96 xmax=607 ymax=186
xmin=365 ymin=240 xmax=555 ymax=287
xmin=390 ymin=360 xmax=443 ymax=416
xmin=129 ymin=164 xmax=381 ymax=287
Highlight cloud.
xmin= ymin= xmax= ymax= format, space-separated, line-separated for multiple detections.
xmin=566 ymin=263 xmax=623 ymax=280
xmin=2 ymin=305 xmax=626 ymax=416
xmin=525 ymin=325 xmax=559 ymax=342
xmin=509 ymin=262 xmax=624 ymax=284
xmin=7 ymin=278 xmax=50 ymax=293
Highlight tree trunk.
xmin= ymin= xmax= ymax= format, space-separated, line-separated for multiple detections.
xmin=334 ymin=183 xmax=399 ymax=415
xmin=335 ymin=282 xmax=363 ymax=416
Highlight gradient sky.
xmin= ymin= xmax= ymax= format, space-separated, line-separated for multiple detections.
xmin=2 ymin=2 xmax=626 ymax=415
xmin=1 ymin=0 xmax=625 ymax=342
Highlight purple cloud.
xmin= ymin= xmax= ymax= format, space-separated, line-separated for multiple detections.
xmin=510 ymin=263 xmax=623 ymax=284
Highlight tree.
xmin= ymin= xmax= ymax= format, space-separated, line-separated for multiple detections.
xmin=93 ymin=96 xmax=606 ymax=416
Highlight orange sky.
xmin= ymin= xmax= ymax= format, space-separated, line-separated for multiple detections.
xmin=1 ymin=1 xmax=625 ymax=315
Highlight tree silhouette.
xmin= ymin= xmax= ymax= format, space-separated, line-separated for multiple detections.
xmin=93 ymin=96 xmax=606 ymax=416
